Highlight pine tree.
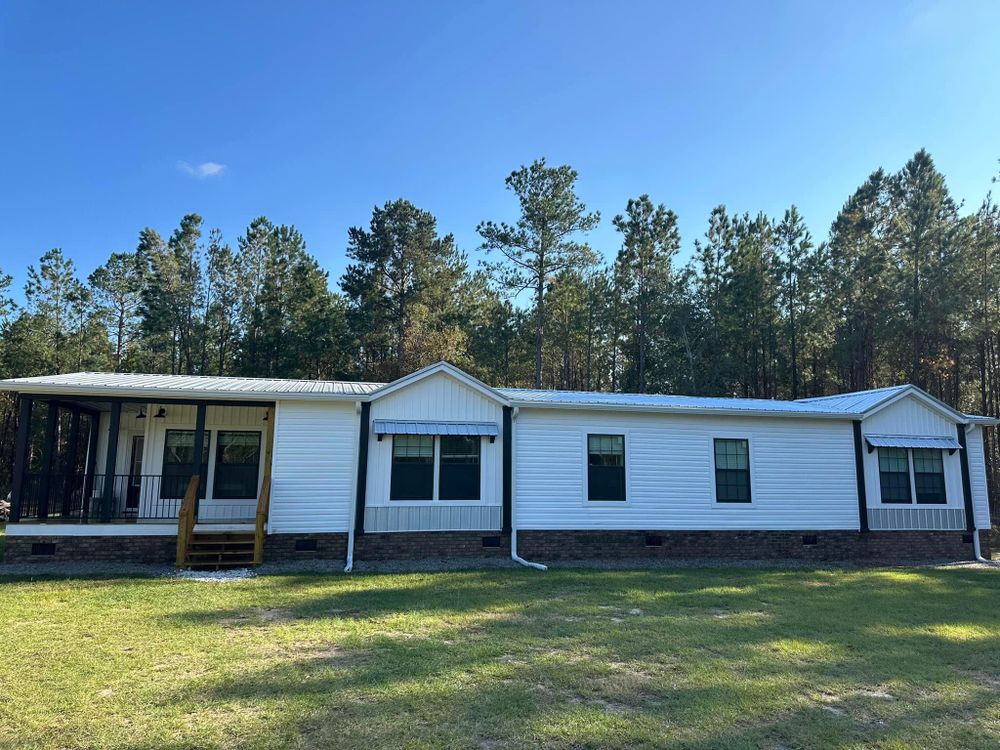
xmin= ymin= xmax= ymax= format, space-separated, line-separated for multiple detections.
xmin=478 ymin=159 xmax=600 ymax=388
xmin=88 ymin=251 xmax=146 ymax=371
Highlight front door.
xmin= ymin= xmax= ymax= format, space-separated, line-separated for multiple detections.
xmin=126 ymin=435 xmax=144 ymax=510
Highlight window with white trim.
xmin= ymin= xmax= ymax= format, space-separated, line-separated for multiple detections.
xmin=714 ymin=438 xmax=751 ymax=503
xmin=389 ymin=435 xmax=434 ymax=500
xmin=587 ymin=434 xmax=626 ymax=501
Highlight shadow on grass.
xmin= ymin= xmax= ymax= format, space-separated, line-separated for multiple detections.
xmin=151 ymin=566 xmax=1000 ymax=749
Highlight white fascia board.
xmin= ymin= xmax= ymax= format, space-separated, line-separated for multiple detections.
xmin=861 ymin=385 xmax=970 ymax=425
xmin=506 ymin=400 xmax=862 ymax=420
xmin=368 ymin=361 xmax=511 ymax=406
xmin=6 ymin=524 xmax=177 ymax=536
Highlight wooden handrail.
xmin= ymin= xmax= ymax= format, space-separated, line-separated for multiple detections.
xmin=253 ymin=476 xmax=271 ymax=565
xmin=175 ymin=475 xmax=200 ymax=567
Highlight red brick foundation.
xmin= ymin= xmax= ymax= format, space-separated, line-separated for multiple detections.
xmin=3 ymin=534 xmax=176 ymax=564
xmin=1 ymin=529 xmax=989 ymax=565
xmin=263 ymin=533 xmax=348 ymax=561
xmin=355 ymin=531 xmax=510 ymax=560
xmin=515 ymin=529 xmax=990 ymax=563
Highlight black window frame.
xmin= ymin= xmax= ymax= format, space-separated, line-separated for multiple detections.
xmin=714 ymin=438 xmax=752 ymax=503
xmin=389 ymin=434 xmax=435 ymax=501
xmin=912 ymin=448 xmax=946 ymax=504
xmin=587 ymin=433 xmax=626 ymax=502
xmin=212 ymin=430 xmax=263 ymax=500
xmin=160 ymin=429 xmax=210 ymax=500
xmin=438 ymin=435 xmax=482 ymax=501
xmin=877 ymin=447 xmax=912 ymax=504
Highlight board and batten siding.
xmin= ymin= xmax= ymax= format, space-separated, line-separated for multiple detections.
xmin=514 ymin=408 xmax=858 ymax=530
xmin=861 ymin=396 xmax=964 ymax=509
xmin=269 ymin=400 xmax=358 ymax=533
xmin=364 ymin=372 xmax=503 ymax=532
xmin=966 ymin=425 xmax=991 ymax=529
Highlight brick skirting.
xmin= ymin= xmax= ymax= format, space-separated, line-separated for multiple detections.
xmin=355 ymin=531 xmax=510 ymax=559
xmin=2 ymin=529 xmax=989 ymax=565
xmin=515 ymin=529 xmax=991 ymax=563
xmin=3 ymin=534 xmax=176 ymax=564
xmin=263 ymin=533 xmax=348 ymax=561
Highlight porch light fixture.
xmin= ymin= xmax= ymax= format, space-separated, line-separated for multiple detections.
xmin=136 ymin=408 xmax=147 ymax=419
xmin=154 ymin=407 xmax=167 ymax=419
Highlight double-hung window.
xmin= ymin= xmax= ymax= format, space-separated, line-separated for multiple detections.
xmin=390 ymin=435 xmax=435 ymax=500
xmin=439 ymin=436 xmax=481 ymax=500
xmin=161 ymin=430 xmax=210 ymax=499
xmin=213 ymin=431 xmax=262 ymax=499
xmin=714 ymin=438 xmax=751 ymax=503
xmin=879 ymin=447 xmax=946 ymax=504
xmin=587 ymin=434 xmax=626 ymax=501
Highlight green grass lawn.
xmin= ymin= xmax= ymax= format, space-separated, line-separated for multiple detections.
xmin=1 ymin=567 xmax=998 ymax=750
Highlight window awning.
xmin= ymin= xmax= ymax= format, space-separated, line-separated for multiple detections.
xmin=864 ymin=434 xmax=962 ymax=451
xmin=373 ymin=420 xmax=499 ymax=438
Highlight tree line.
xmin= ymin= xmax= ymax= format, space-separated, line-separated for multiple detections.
xmin=1 ymin=149 xmax=999 ymax=519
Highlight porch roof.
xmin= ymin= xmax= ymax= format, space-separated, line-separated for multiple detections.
xmin=0 ymin=372 xmax=384 ymax=401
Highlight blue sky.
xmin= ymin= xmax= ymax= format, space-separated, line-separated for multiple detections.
xmin=1 ymin=1 xmax=998 ymax=301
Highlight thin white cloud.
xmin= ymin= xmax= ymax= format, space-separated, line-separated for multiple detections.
xmin=177 ymin=161 xmax=227 ymax=178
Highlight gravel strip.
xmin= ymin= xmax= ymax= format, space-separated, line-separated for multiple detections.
xmin=1 ymin=556 xmax=995 ymax=580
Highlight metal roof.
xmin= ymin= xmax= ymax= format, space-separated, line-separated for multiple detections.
xmin=795 ymin=385 xmax=909 ymax=413
xmin=496 ymin=388 xmax=859 ymax=418
xmin=0 ymin=372 xmax=384 ymax=400
xmin=864 ymin=434 xmax=962 ymax=450
xmin=373 ymin=420 xmax=499 ymax=436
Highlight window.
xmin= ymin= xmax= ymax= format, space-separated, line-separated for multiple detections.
xmin=213 ymin=431 xmax=262 ymax=499
xmin=439 ymin=436 xmax=481 ymax=500
xmin=714 ymin=438 xmax=751 ymax=502
xmin=912 ymin=449 xmax=945 ymax=504
xmin=880 ymin=447 xmax=946 ymax=504
xmin=390 ymin=435 xmax=434 ymax=500
xmin=161 ymin=430 xmax=210 ymax=499
xmin=587 ymin=434 xmax=626 ymax=501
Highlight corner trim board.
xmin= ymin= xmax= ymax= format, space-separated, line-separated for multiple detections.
xmin=853 ymin=420 xmax=869 ymax=532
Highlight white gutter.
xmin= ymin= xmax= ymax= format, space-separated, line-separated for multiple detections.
xmin=508 ymin=406 xmax=547 ymax=571
xmin=503 ymin=400 xmax=863 ymax=421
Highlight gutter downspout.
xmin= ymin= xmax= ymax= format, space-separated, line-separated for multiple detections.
xmin=508 ymin=406 xmax=547 ymax=571
xmin=344 ymin=525 xmax=355 ymax=572
xmin=960 ymin=424 xmax=991 ymax=564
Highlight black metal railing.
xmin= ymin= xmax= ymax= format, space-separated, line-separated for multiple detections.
xmin=14 ymin=472 xmax=260 ymax=524
xmin=17 ymin=473 xmax=185 ymax=522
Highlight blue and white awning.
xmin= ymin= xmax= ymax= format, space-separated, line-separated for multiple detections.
xmin=864 ymin=434 xmax=962 ymax=450
xmin=373 ymin=420 xmax=499 ymax=437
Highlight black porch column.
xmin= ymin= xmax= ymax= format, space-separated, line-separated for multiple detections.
xmin=82 ymin=411 xmax=101 ymax=519
xmin=101 ymin=401 xmax=122 ymax=521
xmin=62 ymin=406 xmax=82 ymax=517
xmin=193 ymin=403 xmax=207 ymax=514
xmin=9 ymin=395 xmax=33 ymax=522
xmin=36 ymin=401 xmax=60 ymax=520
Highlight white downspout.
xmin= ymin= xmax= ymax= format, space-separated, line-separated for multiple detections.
xmin=508 ymin=406 xmax=547 ymax=571
xmin=344 ymin=525 xmax=355 ymax=572
xmin=972 ymin=528 xmax=989 ymax=563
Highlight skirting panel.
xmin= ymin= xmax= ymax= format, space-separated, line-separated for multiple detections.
xmin=364 ymin=505 xmax=501 ymax=532
xmin=516 ymin=529 xmax=989 ymax=563
xmin=3 ymin=535 xmax=176 ymax=564
xmin=867 ymin=507 xmax=966 ymax=530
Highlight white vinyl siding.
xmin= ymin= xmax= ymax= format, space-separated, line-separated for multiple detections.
xmin=269 ymin=400 xmax=358 ymax=533
xmin=862 ymin=396 xmax=964 ymax=509
xmin=966 ymin=425 xmax=992 ymax=529
xmin=367 ymin=373 xmax=502 ymax=507
xmin=515 ymin=408 xmax=858 ymax=530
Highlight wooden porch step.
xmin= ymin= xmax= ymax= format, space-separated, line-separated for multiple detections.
xmin=183 ymin=530 xmax=257 ymax=569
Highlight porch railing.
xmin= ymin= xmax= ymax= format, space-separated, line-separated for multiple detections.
xmin=13 ymin=472 xmax=257 ymax=523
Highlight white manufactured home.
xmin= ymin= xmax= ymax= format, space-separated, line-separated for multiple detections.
xmin=1 ymin=362 xmax=994 ymax=567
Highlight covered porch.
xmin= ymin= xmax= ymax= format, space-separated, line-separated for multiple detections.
xmin=9 ymin=393 xmax=275 ymax=527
